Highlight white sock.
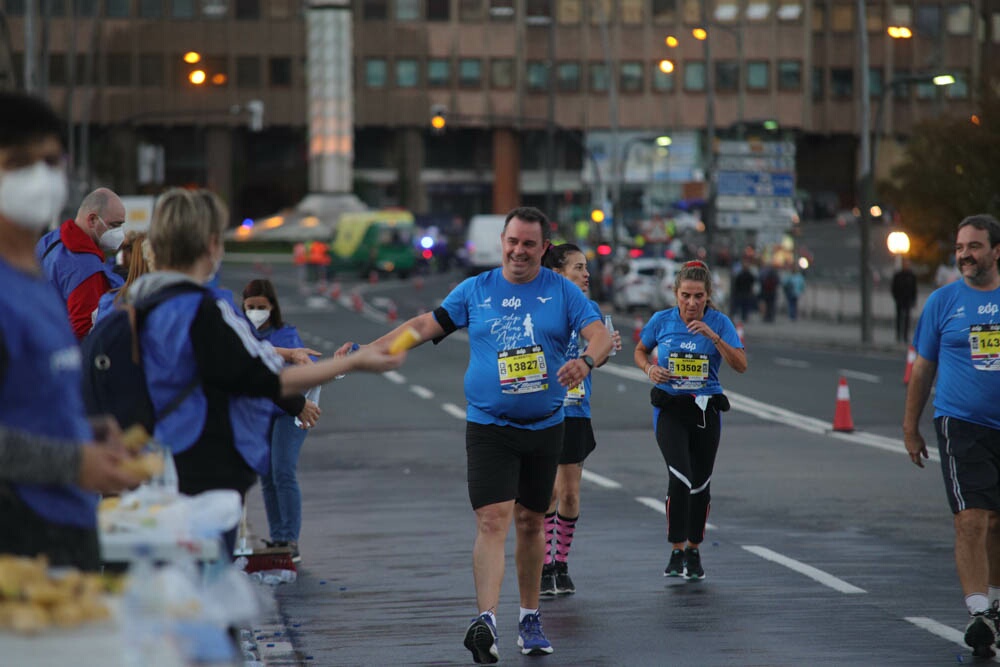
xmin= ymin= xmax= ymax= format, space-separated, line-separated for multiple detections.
xmin=478 ymin=610 xmax=496 ymax=626
xmin=967 ymin=593 xmax=990 ymax=614
xmin=519 ymin=607 xmax=538 ymax=622
xmin=989 ymin=586 xmax=1000 ymax=608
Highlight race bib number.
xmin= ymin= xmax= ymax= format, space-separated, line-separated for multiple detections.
xmin=667 ymin=352 xmax=709 ymax=390
xmin=970 ymin=324 xmax=1000 ymax=370
xmin=565 ymin=381 xmax=585 ymax=405
xmin=498 ymin=345 xmax=548 ymax=394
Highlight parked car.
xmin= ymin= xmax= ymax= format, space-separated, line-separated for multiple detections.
xmin=612 ymin=257 xmax=679 ymax=312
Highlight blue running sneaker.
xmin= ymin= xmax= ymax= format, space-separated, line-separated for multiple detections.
xmin=517 ymin=612 xmax=554 ymax=656
xmin=464 ymin=613 xmax=499 ymax=664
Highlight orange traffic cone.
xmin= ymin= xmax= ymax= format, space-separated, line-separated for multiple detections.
xmin=632 ymin=316 xmax=644 ymax=343
xmin=735 ymin=321 xmax=745 ymax=344
xmin=351 ymin=291 xmax=364 ymax=313
xmin=368 ymin=270 xmax=379 ymax=284
xmin=329 ymin=281 xmax=342 ymax=300
xmin=832 ymin=376 xmax=854 ymax=432
xmin=903 ymin=346 xmax=916 ymax=385
xmin=387 ymin=300 xmax=398 ymax=322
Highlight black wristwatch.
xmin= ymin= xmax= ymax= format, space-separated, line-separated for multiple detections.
xmin=581 ymin=354 xmax=595 ymax=371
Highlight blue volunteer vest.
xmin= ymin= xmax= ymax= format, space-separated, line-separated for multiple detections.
xmin=36 ymin=227 xmax=124 ymax=305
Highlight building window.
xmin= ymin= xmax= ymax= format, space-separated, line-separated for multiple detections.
xmin=139 ymin=53 xmax=164 ymax=86
xmin=892 ymin=67 xmax=910 ymax=100
xmin=915 ymin=4 xmax=941 ymax=38
xmin=138 ymin=0 xmax=162 ymax=17
xmin=947 ymin=4 xmax=971 ymax=35
xmin=234 ymin=0 xmax=258 ymax=17
xmin=748 ymin=0 xmax=772 ymax=23
xmin=427 ymin=59 xmax=450 ymax=86
xmin=396 ymin=58 xmax=419 ymax=87
xmin=715 ymin=60 xmax=738 ymax=91
xmin=107 ymin=53 xmax=132 ymax=86
xmin=651 ymin=0 xmax=675 ymax=24
xmin=681 ymin=0 xmax=700 ymax=23
xmin=622 ymin=0 xmax=642 ymax=23
xmin=868 ymin=66 xmax=882 ymax=98
xmin=365 ymin=58 xmax=387 ymax=87
xmin=489 ymin=0 xmax=513 ymax=20
xmin=620 ymin=61 xmax=643 ymax=92
xmin=47 ymin=54 xmax=67 ymax=85
xmin=915 ymin=79 xmax=937 ymax=100
xmin=811 ymin=0 xmax=824 ymax=32
xmin=171 ymin=0 xmax=194 ymax=17
xmin=589 ymin=62 xmax=609 ymax=92
xmin=395 ymin=0 xmax=420 ymax=20
xmin=890 ymin=4 xmax=911 ymax=27
xmin=683 ymin=60 xmax=705 ymax=91
xmin=652 ymin=65 xmax=674 ymax=91
xmin=777 ymin=0 xmax=801 ymax=21
xmin=5 ymin=0 xmax=25 ymax=14
xmin=946 ymin=71 xmax=969 ymax=99
xmin=201 ymin=55 xmax=227 ymax=86
xmin=590 ymin=0 xmax=611 ymax=24
xmin=526 ymin=0 xmax=550 ymax=21
xmin=747 ymin=61 xmax=769 ymax=90
xmin=363 ymin=0 xmax=387 ymax=19
xmin=426 ymin=0 xmax=448 ymax=20
xmin=460 ymin=0 xmax=482 ymax=20
xmin=557 ymin=62 xmax=580 ymax=91
xmin=830 ymin=2 xmax=853 ymax=32
xmin=459 ymin=58 xmax=482 ymax=86
xmin=811 ymin=66 xmax=823 ymax=100
xmin=557 ymin=0 xmax=580 ymax=23
xmin=526 ymin=61 xmax=549 ymax=91
xmin=106 ymin=0 xmax=128 ymax=14
xmin=76 ymin=0 xmax=98 ymax=16
xmin=865 ymin=2 xmax=881 ymax=32
xmin=714 ymin=0 xmax=737 ymax=23
xmin=491 ymin=58 xmax=514 ymax=87
xmin=269 ymin=56 xmax=291 ymax=86
xmin=777 ymin=59 xmax=800 ymax=90
xmin=237 ymin=56 xmax=261 ymax=87
xmin=830 ymin=66 xmax=852 ymax=98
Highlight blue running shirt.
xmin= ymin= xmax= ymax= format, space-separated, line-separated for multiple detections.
xmin=438 ymin=268 xmax=602 ymax=429
xmin=640 ymin=307 xmax=741 ymax=396
xmin=562 ymin=299 xmax=603 ymax=419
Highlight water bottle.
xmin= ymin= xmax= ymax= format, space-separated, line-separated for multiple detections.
xmin=604 ymin=315 xmax=617 ymax=356
xmin=334 ymin=343 xmax=360 ymax=380
xmin=295 ymin=385 xmax=322 ymax=428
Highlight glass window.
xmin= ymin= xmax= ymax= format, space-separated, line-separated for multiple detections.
xmin=526 ymin=0 xmax=550 ymax=20
xmin=460 ymin=0 xmax=482 ymax=19
xmin=651 ymin=0 xmax=675 ymax=24
xmin=138 ymin=0 xmax=161 ymax=17
xmin=892 ymin=67 xmax=910 ymax=99
xmin=459 ymin=58 xmax=482 ymax=86
xmin=396 ymin=0 xmax=420 ymax=20
xmin=75 ymin=0 xmax=97 ymax=16
xmin=684 ymin=60 xmax=705 ymax=91
xmin=915 ymin=4 xmax=941 ymax=38
xmin=138 ymin=54 xmax=163 ymax=86
xmin=947 ymin=4 xmax=971 ymax=35
xmin=811 ymin=0 xmax=824 ymax=31
xmin=235 ymin=0 xmax=258 ymax=17
xmin=426 ymin=0 xmax=448 ymax=20
xmin=865 ymin=2 xmax=881 ymax=31
xmin=890 ymin=4 xmax=911 ymax=26
xmin=427 ymin=59 xmax=450 ymax=86
xmin=396 ymin=58 xmax=419 ymax=87
xmin=747 ymin=0 xmax=772 ymax=22
xmin=526 ymin=61 xmax=549 ymax=91
xmin=811 ymin=66 xmax=824 ymax=100
xmin=5 ymin=0 xmax=25 ymax=14
xmin=75 ymin=54 xmax=97 ymax=85
xmin=713 ymin=0 xmax=737 ymax=23
xmin=491 ymin=58 xmax=514 ymax=87
xmin=236 ymin=56 xmax=260 ymax=87
xmin=868 ymin=66 xmax=882 ymax=98
xmin=830 ymin=66 xmax=852 ymax=97
xmin=590 ymin=0 xmax=611 ymax=24
xmin=915 ymin=79 xmax=937 ymax=99
xmin=589 ymin=62 xmax=609 ymax=92
xmin=365 ymin=58 xmax=387 ymax=88
xmin=105 ymin=0 xmax=128 ymax=15
xmin=557 ymin=62 xmax=580 ymax=91
xmin=622 ymin=0 xmax=642 ymax=23
xmin=776 ymin=0 xmax=800 ymax=21
xmin=830 ymin=2 xmax=853 ymax=32
xmin=557 ymin=0 xmax=580 ymax=22
xmin=778 ymin=59 xmax=800 ymax=90
xmin=489 ymin=0 xmax=513 ymax=19
xmin=747 ymin=61 xmax=769 ymax=90
xmin=620 ymin=61 xmax=643 ymax=92
xmin=363 ymin=0 xmax=387 ymax=19
xmin=171 ymin=0 xmax=193 ymax=16
xmin=107 ymin=53 xmax=131 ymax=86
xmin=652 ymin=64 xmax=674 ymax=91
xmin=269 ymin=56 xmax=291 ymax=86
xmin=715 ymin=60 xmax=738 ymax=91
xmin=946 ymin=71 xmax=968 ymax=99
xmin=681 ymin=0 xmax=700 ymax=23
xmin=48 ymin=54 xmax=67 ymax=85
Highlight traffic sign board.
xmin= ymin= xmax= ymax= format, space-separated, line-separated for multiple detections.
xmin=716 ymin=196 xmax=796 ymax=211
xmin=716 ymin=210 xmax=797 ymax=230
xmin=717 ymin=171 xmax=795 ymax=198
xmin=716 ymin=140 xmax=795 ymax=156
xmin=716 ymin=155 xmax=795 ymax=172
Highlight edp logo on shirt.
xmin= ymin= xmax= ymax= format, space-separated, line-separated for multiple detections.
xmin=502 ymin=297 xmax=522 ymax=309
xmin=978 ymin=303 xmax=999 ymax=317
xmin=680 ymin=341 xmax=697 ymax=351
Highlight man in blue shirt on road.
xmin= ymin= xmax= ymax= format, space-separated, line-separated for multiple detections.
xmin=904 ymin=214 xmax=1000 ymax=658
xmin=345 ymin=207 xmax=612 ymax=663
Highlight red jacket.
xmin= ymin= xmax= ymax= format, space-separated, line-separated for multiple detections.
xmin=42 ymin=220 xmax=114 ymax=339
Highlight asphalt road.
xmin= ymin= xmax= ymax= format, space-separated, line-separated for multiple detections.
xmin=221 ymin=262 xmax=978 ymax=666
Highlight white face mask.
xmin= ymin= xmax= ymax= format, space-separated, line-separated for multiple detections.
xmin=0 ymin=161 xmax=68 ymax=231
xmin=97 ymin=218 xmax=126 ymax=251
xmin=246 ymin=309 xmax=271 ymax=329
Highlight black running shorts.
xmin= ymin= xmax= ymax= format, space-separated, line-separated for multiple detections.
xmin=466 ymin=421 xmax=564 ymax=512
xmin=935 ymin=416 xmax=1000 ymax=514
xmin=559 ymin=417 xmax=596 ymax=465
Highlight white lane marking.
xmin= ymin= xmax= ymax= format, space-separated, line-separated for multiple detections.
xmin=383 ymin=371 xmax=406 ymax=384
xmin=597 ymin=363 xmax=939 ymax=462
xmin=581 ymin=469 xmax=622 ymax=489
xmin=774 ymin=357 xmax=811 ymax=369
xmin=635 ymin=496 xmax=716 ymax=530
xmin=410 ymin=385 xmax=434 ymax=399
xmin=742 ymin=545 xmax=866 ymax=594
xmin=442 ymin=403 xmax=466 ymax=420
xmin=838 ymin=368 xmax=882 ymax=383
xmin=903 ymin=616 xmax=1000 ymax=661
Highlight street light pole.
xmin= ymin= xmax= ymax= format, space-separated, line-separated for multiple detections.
xmin=702 ymin=32 xmax=716 ymax=262
xmin=544 ymin=3 xmax=556 ymax=220
xmin=857 ymin=0 xmax=873 ymax=344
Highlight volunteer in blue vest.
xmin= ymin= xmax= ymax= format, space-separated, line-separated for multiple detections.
xmin=36 ymin=186 xmax=127 ymax=339
xmin=903 ymin=215 xmax=1000 ymax=658
xmin=129 ymin=188 xmax=402 ymax=552
xmin=337 ymin=207 xmax=612 ymax=664
xmin=0 ymin=91 xmax=143 ymax=569
xmin=634 ymin=260 xmax=747 ymax=582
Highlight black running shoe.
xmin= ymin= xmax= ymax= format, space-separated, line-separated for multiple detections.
xmin=664 ymin=548 xmax=685 ymax=577
xmin=684 ymin=547 xmax=705 ymax=581
xmin=464 ymin=613 xmax=499 ymax=664
xmin=554 ymin=561 xmax=575 ymax=595
xmin=965 ymin=610 xmax=999 ymax=658
xmin=540 ymin=563 xmax=557 ymax=597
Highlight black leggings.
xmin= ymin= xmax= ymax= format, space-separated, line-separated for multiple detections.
xmin=654 ymin=398 xmax=722 ymax=545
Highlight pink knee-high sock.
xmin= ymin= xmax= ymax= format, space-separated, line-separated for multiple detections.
xmin=554 ymin=513 xmax=578 ymax=563
xmin=543 ymin=511 xmax=557 ymax=565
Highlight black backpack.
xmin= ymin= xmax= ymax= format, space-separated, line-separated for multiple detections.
xmin=80 ymin=282 xmax=209 ymax=432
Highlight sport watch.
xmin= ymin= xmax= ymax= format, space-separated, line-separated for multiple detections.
xmin=581 ymin=354 xmax=595 ymax=370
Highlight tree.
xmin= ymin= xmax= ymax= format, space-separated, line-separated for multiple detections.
xmin=882 ymin=91 xmax=1000 ymax=265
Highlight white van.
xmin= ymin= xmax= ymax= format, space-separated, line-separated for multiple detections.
xmin=465 ymin=214 xmax=507 ymax=275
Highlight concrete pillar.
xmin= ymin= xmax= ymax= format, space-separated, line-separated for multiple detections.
xmin=492 ymin=128 xmax=520 ymax=214
xmin=110 ymin=126 xmax=138 ymax=196
xmin=397 ymin=127 xmax=427 ymax=213
xmin=307 ymin=4 xmax=353 ymax=193
xmin=205 ymin=127 xmax=233 ymax=212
